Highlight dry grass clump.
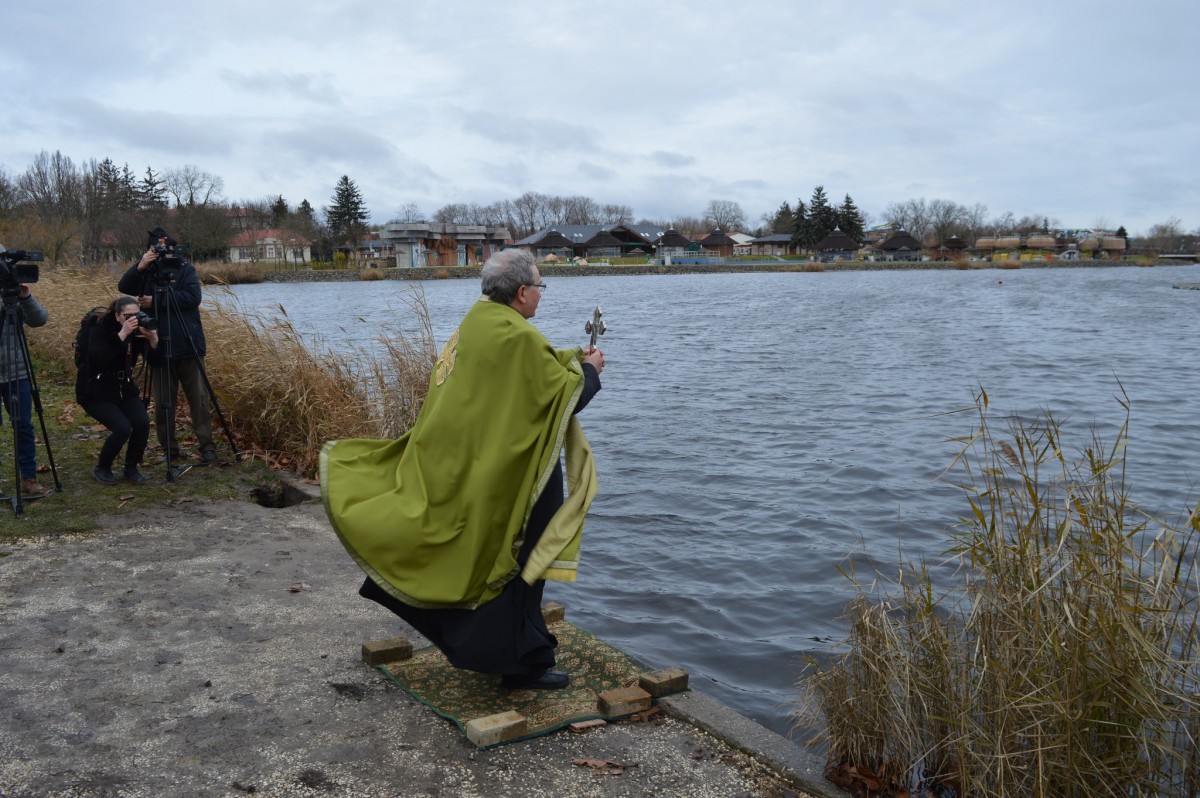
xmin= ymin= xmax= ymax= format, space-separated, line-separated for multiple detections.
xmin=359 ymin=268 xmax=386 ymax=281
xmin=193 ymin=261 xmax=265 ymax=285
xmin=26 ymin=267 xmax=437 ymax=475
xmin=798 ymin=389 xmax=1200 ymax=798
xmin=782 ymin=262 xmax=826 ymax=272
xmin=996 ymin=259 xmax=1023 ymax=269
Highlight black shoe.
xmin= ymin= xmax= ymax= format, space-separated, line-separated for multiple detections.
xmin=92 ymin=466 xmax=119 ymax=485
xmin=124 ymin=467 xmax=147 ymax=485
xmin=201 ymin=449 xmax=217 ymax=465
xmin=501 ymin=669 xmax=570 ymax=690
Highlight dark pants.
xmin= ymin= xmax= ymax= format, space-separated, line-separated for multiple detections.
xmin=153 ymin=358 xmax=213 ymax=455
xmin=81 ymin=395 xmax=151 ymax=470
xmin=0 ymin=379 xmax=37 ymax=479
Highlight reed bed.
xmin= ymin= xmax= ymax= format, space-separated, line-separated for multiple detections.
xmin=192 ymin=261 xmax=266 ymax=285
xmin=798 ymin=389 xmax=1200 ymax=798
xmin=26 ymin=267 xmax=437 ymax=475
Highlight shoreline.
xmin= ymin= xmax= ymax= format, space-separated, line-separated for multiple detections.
xmin=256 ymin=258 xmax=1182 ymax=283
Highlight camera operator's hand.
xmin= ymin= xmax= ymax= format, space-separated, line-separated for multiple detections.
xmin=138 ymin=295 xmax=152 ymax=310
xmin=18 ymin=283 xmax=31 ymax=300
xmin=137 ymin=326 xmax=160 ymax=348
xmin=137 ymin=249 xmax=157 ymax=272
xmin=118 ymin=313 xmax=141 ymax=342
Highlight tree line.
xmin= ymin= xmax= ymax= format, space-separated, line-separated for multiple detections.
xmin=2 ymin=148 xmax=1195 ymax=265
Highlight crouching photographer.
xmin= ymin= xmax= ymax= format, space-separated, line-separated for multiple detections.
xmin=76 ymin=296 xmax=162 ymax=485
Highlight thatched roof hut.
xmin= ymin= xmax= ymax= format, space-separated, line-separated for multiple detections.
xmin=1026 ymin=235 xmax=1056 ymax=249
xmin=995 ymin=236 xmax=1021 ymax=249
xmin=879 ymin=230 xmax=922 ymax=251
xmin=815 ymin=228 xmax=860 ymax=252
xmin=655 ymin=229 xmax=692 ymax=248
xmin=878 ymin=230 xmax=923 ymax=261
xmin=974 ymin=237 xmax=998 ymax=251
xmin=1101 ymin=237 xmax=1126 ymax=251
xmin=535 ymin=230 xmax=573 ymax=249
xmin=942 ymin=235 xmax=967 ymax=250
xmin=582 ymin=229 xmax=622 ymax=251
xmin=699 ymin=230 xmax=736 ymax=256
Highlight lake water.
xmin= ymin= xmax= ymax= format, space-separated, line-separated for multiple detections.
xmin=226 ymin=265 xmax=1200 ymax=738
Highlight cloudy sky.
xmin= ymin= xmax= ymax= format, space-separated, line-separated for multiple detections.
xmin=2 ymin=0 xmax=1196 ymax=234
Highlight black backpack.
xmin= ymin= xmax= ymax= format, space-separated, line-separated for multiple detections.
xmin=73 ymin=308 xmax=106 ymax=370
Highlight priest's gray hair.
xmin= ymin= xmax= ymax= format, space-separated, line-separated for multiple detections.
xmin=481 ymin=249 xmax=537 ymax=305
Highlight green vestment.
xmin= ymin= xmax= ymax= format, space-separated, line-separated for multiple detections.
xmin=320 ymin=298 xmax=598 ymax=610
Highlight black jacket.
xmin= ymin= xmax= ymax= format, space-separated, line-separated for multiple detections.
xmin=75 ymin=312 xmax=162 ymax=404
xmin=117 ymin=258 xmax=206 ymax=359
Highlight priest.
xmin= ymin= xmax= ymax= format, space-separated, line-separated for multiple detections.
xmin=322 ymin=249 xmax=605 ymax=690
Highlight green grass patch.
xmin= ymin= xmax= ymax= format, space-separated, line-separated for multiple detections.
xmin=0 ymin=358 xmax=300 ymax=539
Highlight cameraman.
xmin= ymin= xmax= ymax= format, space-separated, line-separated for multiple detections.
xmin=118 ymin=228 xmax=216 ymax=465
xmin=0 ymin=282 xmax=49 ymax=495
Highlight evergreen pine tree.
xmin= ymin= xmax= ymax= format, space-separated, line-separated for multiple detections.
xmin=325 ymin=175 xmax=369 ymax=244
xmin=792 ymin=200 xmax=815 ymax=252
xmin=270 ymin=195 xmax=289 ymax=227
xmin=837 ymin=194 xmax=865 ymax=243
xmin=771 ymin=201 xmax=794 ymax=235
xmin=139 ymin=166 xmax=168 ymax=210
xmin=808 ymin=185 xmax=838 ymax=243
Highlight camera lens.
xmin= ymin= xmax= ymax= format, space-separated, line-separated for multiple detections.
xmin=135 ymin=311 xmax=158 ymax=331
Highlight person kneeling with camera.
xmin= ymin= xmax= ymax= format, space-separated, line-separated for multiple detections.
xmin=76 ymin=296 xmax=162 ymax=485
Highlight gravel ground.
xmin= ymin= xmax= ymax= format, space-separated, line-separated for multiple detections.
xmin=0 ymin=499 xmax=827 ymax=798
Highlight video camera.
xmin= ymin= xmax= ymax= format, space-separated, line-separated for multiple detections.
xmin=143 ymin=227 xmax=190 ymax=283
xmin=0 ymin=247 xmax=43 ymax=297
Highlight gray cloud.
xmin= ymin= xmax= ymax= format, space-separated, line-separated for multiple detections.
xmin=218 ymin=69 xmax=341 ymax=107
xmin=649 ymin=151 xmax=697 ymax=169
xmin=54 ymin=98 xmax=233 ymax=157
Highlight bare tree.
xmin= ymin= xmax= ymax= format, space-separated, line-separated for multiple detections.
xmin=509 ymin=192 xmax=547 ymax=239
xmin=18 ymin=150 xmax=85 ymax=223
xmin=163 ymin=165 xmax=225 ymax=208
xmin=928 ymin=199 xmax=966 ymax=245
xmin=600 ymin=203 xmax=633 ymax=225
xmin=884 ymin=198 xmax=932 ymax=243
xmin=391 ymin=201 xmax=423 ymax=223
xmin=702 ymin=199 xmax=746 ymax=232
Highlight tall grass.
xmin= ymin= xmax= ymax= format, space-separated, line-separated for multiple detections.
xmin=798 ymin=389 xmax=1200 ymax=797
xmin=193 ymin=261 xmax=265 ymax=285
xmin=26 ymin=267 xmax=436 ymax=474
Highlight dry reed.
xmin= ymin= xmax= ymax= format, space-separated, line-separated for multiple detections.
xmin=359 ymin=268 xmax=386 ymax=281
xmin=798 ymin=388 xmax=1200 ymax=798
xmin=193 ymin=261 xmax=266 ymax=285
xmin=26 ymin=267 xmax=436 ymax=475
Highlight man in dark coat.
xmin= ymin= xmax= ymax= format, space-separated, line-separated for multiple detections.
xmin=118 ymin=228 xmax=216 ymax=464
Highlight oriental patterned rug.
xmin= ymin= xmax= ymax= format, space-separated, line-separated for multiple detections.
xmin=375 ymin=620 xmax=679 ymax=747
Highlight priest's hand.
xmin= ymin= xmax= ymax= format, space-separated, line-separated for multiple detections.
xmin=583 ymin=345 xmax=605 ymax=374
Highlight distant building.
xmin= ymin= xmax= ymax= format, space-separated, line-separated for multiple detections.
xmin=878 ymin=230 xmax=924 ymax=261
xmin=814 ymin=227 xmax=861 ymax=261
xmin=229 ymin=229 xmax=312 ymax=264
xmin=749 ymin=234 xmax=798 ymax=256
xmin=378 ymin=222 xmax=511 ymax=267
xmin=512 ymin=224 xmax=666 ymax=260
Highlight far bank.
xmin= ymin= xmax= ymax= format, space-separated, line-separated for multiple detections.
xmin=252 ymin=258 xmax=1179 ymax=283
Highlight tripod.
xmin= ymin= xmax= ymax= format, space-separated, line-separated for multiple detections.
xmin=0 ymin=289 xmax=62 ymax=517
xmin=145 ymin=265 xmax=240 ymax=483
